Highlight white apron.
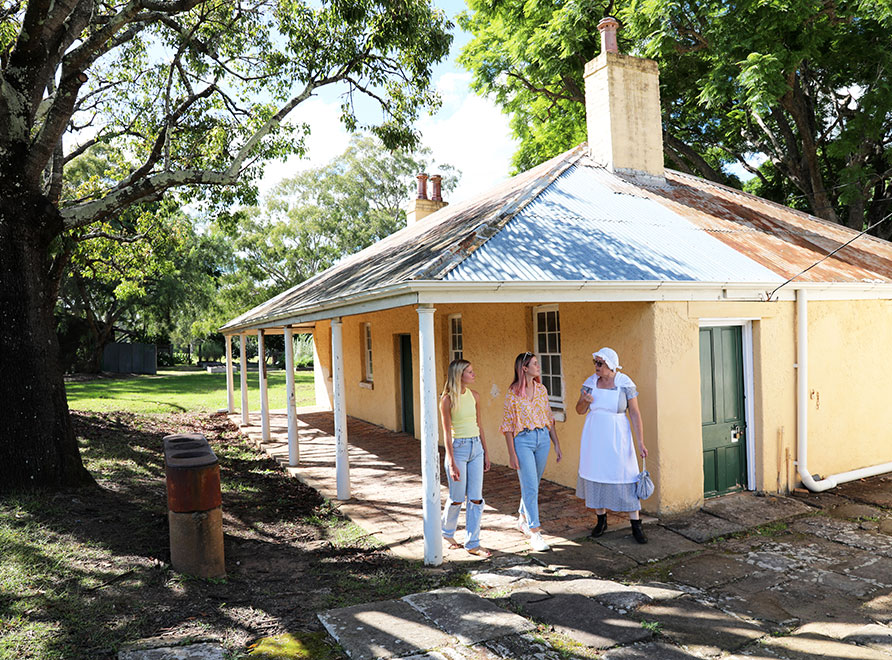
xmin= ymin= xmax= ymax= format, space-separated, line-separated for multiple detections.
xmin=578 ymin=385 xmax=639 ymax=484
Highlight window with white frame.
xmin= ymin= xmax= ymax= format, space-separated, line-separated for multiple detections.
xmin=448 ymin=314 xmax=463 ymax=362
xmin=362 ymin=323 xmax=373 ymax=382
xmin=534 ymin=306 xmax=563 ymax=409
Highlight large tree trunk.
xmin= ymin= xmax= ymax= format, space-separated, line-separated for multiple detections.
xmin=0 ymin=194 xmax=95 ymax=492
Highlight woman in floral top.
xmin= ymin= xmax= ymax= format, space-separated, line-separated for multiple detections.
xmin=500 ymin=351 xmax=563 ymax=552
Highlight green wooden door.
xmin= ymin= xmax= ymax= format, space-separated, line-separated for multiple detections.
xmin=700 ymin=326 xmax=747 ymax=497
xmin=399 ymin=334 xmax=414 ymax=435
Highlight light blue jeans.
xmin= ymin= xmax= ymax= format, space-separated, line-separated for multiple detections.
xmin=442 ymin=436 xmax=485 ymax=549
xmin=514 ymin=427 xmax=551 ymax=530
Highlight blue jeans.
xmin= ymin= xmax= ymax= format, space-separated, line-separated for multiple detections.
xmin=514 ymin=427 xmax=551 ymax=530
xmin=442 ymin=436 xmax=485 ymax=549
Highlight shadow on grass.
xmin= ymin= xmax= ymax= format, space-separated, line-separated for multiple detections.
xmin=0 ymin=411 xmax=465 ymax=660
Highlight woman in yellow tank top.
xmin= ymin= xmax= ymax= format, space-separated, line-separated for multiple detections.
xmin=440 ymin=359 xmax=491 ymax=557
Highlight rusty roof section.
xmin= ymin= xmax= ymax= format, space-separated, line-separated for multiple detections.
xmin=222 ymin=147 xmax=585 ymax=331
xmin=642 ymin=171 xmax=892 ymax=284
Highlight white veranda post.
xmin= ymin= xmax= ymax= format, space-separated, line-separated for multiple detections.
xmin=258 ymin=330 xmax=270 ymax=442
xmin=331 ymin=318 xmax=350 ymax=500
xmin=284 ymin=326 xmax=299 ymax=466
xmin=224 ymin=335 xmax=234 ymax=413
xmin=239 ymin=334 xmax=249 ymax=426
xmin=417 ymin=304 xmax=442 ymax=566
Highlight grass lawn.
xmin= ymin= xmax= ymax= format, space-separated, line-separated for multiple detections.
xmin=64 ymin=366 xmax=316 ymax=414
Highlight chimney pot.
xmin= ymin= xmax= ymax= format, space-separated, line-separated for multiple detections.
xmin=415 ymin=173 xmax=429 ymax=200
xmin=598 ymin=16 xmax=620 ymax=55
xmin=429 ymin=174 xmax=443 ymax=202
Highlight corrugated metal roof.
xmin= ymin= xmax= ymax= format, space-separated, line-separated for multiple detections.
xmin=444 ymin=163 xmax=781 ymax=283
xmin=222 ymin=146 xmax=892 ymax=332
xmin=647 ymin=171 xmax=892 ymax=284
xmin=221 ymin=147 xmax=585 ymax=330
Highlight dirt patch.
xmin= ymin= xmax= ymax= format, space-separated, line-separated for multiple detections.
xmin=3 ymin=412 xmax=467 ymax=659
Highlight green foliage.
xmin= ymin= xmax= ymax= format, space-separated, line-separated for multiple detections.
xmin=197 ymin=134 xmax=459 ymax=332
xmin=460 ymin=0 xmax=892 ymax=234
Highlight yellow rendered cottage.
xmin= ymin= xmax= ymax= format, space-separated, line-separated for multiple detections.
xmin=222 ymin=18 xmax=892 ymax=562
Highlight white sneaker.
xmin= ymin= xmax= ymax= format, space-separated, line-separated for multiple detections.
xmin=529 ymin=532 xmax=550 ymax=552
xmin=516 ymin=514 xmax=531 ymax=536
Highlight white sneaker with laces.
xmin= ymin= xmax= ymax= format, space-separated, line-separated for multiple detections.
xmin=529 ymin=532 xmax=550 ymax=552
xmin=516 ymin=514 xmax=531 ymax=537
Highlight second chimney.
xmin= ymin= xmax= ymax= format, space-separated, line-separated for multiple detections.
xmin=406 ymin=173 xmax=448 ymax=226
xmin=584 ymin=17 xmax=664 ymax=180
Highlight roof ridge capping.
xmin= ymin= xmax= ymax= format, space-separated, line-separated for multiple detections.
xmin=410 ymin=146 xmax=587 ymax=281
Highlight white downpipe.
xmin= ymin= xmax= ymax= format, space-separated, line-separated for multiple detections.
xmin=239 ymin=334 xmax=249 ymax=427
xmin=284 ymin=326 xmax=299 ymax=466
xmin=331 ymin=318 xmax=351 ymax=500
xmin=417 ymin=305 xmax=443 ymax=567
xmin=797 ymin=289 xmax=892 ymax=491
xmin=258 ymin=330 xmax=271 ymax=442
xmin=224 ymin=335 xmax=234 ymax=414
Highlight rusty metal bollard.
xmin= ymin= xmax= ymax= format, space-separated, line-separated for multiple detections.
xmin=163 ymin=433 xmax=225 ymax=578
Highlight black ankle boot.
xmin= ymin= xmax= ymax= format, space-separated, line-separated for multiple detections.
xmin=591 ymin=513 xmax=608 ymax=538
xmin=630 ymin=519 xmax=648 ymax=544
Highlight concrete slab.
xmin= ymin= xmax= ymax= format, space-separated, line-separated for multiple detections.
xmin=118 ymin=643 xmax=225 ymax=660
xmin=836 ymin=556 xmax=892 ymax=588
xmin=835 ymin=475 xmax=892 ymax=508
xmin=764 ymin=579 xmax=874 ymax=627
xmin=667 ymin=552 xmax=754 ymax=590
xmin=759 ymin=631 xmax=891 ymax=659
xmin=318 ymin=598 xmax=455 ymax=660
xmin=480 ymin=632 xmax=565 ymax=659
xmin=527 ymin=577 xmax=653 ymax=612
xmin=827 ymin=502 xmax=886 ymax=522
xmin=536 ymin=538 xmax=637 ymax=577
xmin=635 ymin=582 xmax=686 ymax=601
xmin=661 ymin=510 xmax=746 ymax=543
xmin=510 ymin=590 xmax=651 ymax=649
xmin=600 ymin=641 xmax=704 ymax=659
xmin=712 ymin=585 xmax=797 ymax=626
xmin=842 ymin=623 xmax=892 ymax=655
xmin=467 ymin=569 xmax=537 ymax=591
xmin=791 ymin=516 xmax=892 ymax=557
xmin=402 ymin=587 xmax=534 ymax=645
xmin=701 ymin=493 xmax=812 ymax=528
xmin=789 ymin=490 xmax=852 ymax=510
xmin=860 ymin=591 xmax=892 ymax=624
xmin=594 ymin=525 xmax=700 ymax=564
xmin=635 ymin=597 xmax=766 ymax=656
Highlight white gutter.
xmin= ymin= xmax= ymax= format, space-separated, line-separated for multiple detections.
xmin=796 ymin=288 xmax=892 ymax=491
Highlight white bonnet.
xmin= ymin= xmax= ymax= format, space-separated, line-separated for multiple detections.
xmin=592 ymin=347 xmax=621 ymax=371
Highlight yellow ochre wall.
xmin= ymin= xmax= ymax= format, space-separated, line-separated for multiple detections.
xmin=805 ymin=299 xmax=892 ymax=477
xmin=307 ymin=297 xmax=892 ymax=515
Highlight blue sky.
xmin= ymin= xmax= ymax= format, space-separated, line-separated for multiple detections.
xmin=258 ymin=1 xmax=517 ymax=204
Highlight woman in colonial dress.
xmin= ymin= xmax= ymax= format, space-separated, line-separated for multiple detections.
xmin=575 ymin=347 xmax=649 ymax=543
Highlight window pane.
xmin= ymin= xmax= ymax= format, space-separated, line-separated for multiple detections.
xmin=552 ymin=354 xmax=561 ymax=375
xmin=547 ymin=332 xmax=557 ymax=353
xmin=538 ymin=334 xmax=547 ymax=353
xmin=547 ymin=311 xmax=557 ymax=332
xmin=541 ymin=355 xmax=551 ymax=373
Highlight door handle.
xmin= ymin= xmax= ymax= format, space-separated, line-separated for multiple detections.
xmin=731 ymin=424 xmax=741 ymax=442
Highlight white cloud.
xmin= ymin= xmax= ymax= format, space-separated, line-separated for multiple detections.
xmin=418 ymin=73 xmax=516 ymax=203
xmin=257 ymin=96 xmax=352 ymax=197
xmin=256 ymin=72 xmax=516 ymax=205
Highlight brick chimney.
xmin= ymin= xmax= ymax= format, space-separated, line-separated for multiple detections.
xmin=406 ymin=173 xmax=448 ymax=226
xmin=584 ymin=16 xmax=664 ymax=180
